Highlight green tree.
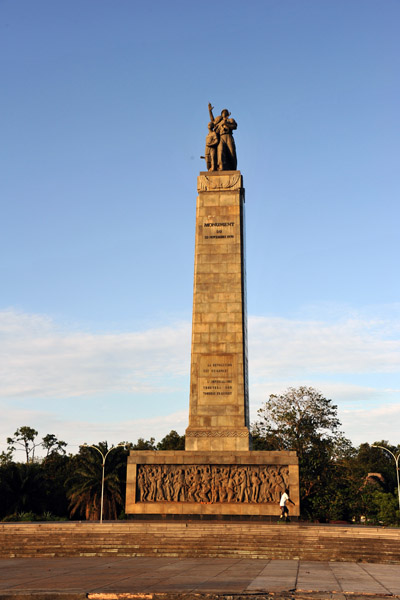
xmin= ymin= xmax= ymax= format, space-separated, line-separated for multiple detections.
xmin=345 ymin=441 xmax=400 ymax=525
xmin=157 ymin=430 xmax=185 ymax=450
xmin=353 ymin=442 xmax=399 ymax=492
xmin=370 ymin=489 xmax=399 ymax=525
xmin=66 ymin=442 xmax=126 ymax=520
xmin=358 ymin=486 xmax=399 ymax=525
xmin=6 ymin=427 xmax=67 ymax=463
xmin=42 ymin=434 xmax=67 ymax=457
xmin=252 ymin=386 xmax=354 ymax=520
xmin=0 ymin=449 xmax=13 ymax=466
xmin=7 ymin=426 xmax=40 ymax=463
xmin=41 ymin=452 xmax=72 ymax=517
xmin=131 ymin=437 xmax=156 ymax=450
xmin=252 ymin=386 xmax=343 ymax=454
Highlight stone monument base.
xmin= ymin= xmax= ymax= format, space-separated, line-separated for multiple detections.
xmin=126 ymin=450 xmax=300 ymax=518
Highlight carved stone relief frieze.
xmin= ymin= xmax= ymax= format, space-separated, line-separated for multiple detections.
xmin=136 ymin=464 xmax=289 ymax=504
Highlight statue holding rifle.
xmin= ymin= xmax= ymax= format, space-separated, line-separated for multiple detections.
xmin=203 ymin=103 xmax=238 ymax=171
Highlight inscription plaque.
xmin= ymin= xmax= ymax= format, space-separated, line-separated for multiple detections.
xmin=203 ymin=220 xmax=236 ymax=242
xmin=198 ymin=354 xmax=237 ymax=405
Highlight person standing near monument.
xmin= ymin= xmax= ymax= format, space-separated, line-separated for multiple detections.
xmin=280 ymin=488 xmax=295 ymax=522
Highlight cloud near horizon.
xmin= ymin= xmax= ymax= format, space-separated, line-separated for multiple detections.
xmin=249 ymin=315 xmax=400 ymax=377
xmin=0 ymin=308 xmax=399 ymax=448
xmin=0 ymin=309 xmax=191 ymax=399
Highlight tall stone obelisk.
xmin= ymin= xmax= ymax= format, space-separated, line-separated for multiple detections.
xmin=185 ymin=170 xmax=250 ymax=451
xmin=125 ymin=105 xmax=299 ymax=519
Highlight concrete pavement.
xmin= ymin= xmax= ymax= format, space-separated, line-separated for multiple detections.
xmin=0 ymin=556 xmax=400 ymax=599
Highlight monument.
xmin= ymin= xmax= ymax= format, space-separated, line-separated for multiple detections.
xmin=125 ymin=105 xmax=300 ymax=518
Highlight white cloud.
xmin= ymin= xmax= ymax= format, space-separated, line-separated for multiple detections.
xmin=339 ymin=402 xmax=400 ymax=446
xmin=0 ymin=309 xmax=191 ymax=399
xmin=248 ymin=315 xmax=400 ymax=377
xmin=0 ymin=403 xmax=189 ymax=458
xmin=249 ymin=380 xmax=400 ymax=412
xmin=0 ymin=308 xmax=399 ymax=449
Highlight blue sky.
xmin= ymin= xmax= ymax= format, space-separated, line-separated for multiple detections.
xmin=1 ymin=0 xmax=399 ymax=456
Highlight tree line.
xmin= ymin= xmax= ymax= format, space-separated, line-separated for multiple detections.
xmin=0 ymin=428 xmax=184 ymax=522
xmin=0 ymin=388 xmax=398 ymax=525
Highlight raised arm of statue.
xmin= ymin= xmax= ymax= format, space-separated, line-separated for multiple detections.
xmin=208 ymin=102 xmax=215 ymax=122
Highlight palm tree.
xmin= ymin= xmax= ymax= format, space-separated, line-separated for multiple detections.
xmin=66 ymin=442 xmax=127 ymax=520
xmin=0 ymin=462 xmax=47 ymax=518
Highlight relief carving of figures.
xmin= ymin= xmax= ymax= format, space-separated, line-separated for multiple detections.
xmin=204 ymin=103 xmax=238 ymax=171
xmin=146 ymin=467 xmax=157 ymax=501
xmin=187 ymin=466 xmax=202 ymax=502
xmin=250 ymin=469 xmax=261 ymax=503
xmin=136 ymin=464 xmax=290 ymax=504
xmin=172 ymin=468 xmax=185 ymax=502
xmin=211 ymin=467 xmax=221 ymax=503
xmin=259 ymin=469 xmax=272 ymax=502
xmin=234 ymin=467 xmax=248 ymax=503
xmin=198 ymin=466 xmax=211 ymax=502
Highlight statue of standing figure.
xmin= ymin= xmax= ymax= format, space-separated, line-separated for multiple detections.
xmin=205 ymin=103 xmax=238 ymax=171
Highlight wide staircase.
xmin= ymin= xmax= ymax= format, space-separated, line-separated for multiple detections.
xmin=0 ymin=521 xmax=399 ymax=563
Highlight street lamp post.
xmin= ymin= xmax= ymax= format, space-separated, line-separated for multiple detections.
xmin=372 ymin=444 xmax=400 ymax=516
xmin=81 ymin=443 xmax=125 ymax=523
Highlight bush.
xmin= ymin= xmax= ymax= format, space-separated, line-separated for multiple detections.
xmin=360 ymin=488 xmax=400 ymax=526
xmin=2 ymin=511 xmax=67 ymax=522
xmin=372 ymin=490 xmax=399 ymax=525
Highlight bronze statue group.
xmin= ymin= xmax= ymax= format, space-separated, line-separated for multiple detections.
xmin=204 ymin=103 xmax=237 ymax=172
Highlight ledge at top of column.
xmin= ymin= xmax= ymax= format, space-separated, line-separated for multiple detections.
xmin=198 ymin=171 xmax=243 ymax=192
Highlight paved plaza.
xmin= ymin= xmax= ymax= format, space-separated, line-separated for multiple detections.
xmin=0 ymin=556 xmax=400 ymax=599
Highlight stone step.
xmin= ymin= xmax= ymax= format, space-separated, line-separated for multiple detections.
xmin=0 ymin=522 xmax=399 ymax=562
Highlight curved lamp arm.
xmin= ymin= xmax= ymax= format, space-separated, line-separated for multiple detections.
xmin=372 ymin=444 xmax=400 ymax=517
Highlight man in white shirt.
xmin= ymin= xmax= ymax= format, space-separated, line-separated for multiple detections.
xmin=280 ymin=488 xmax=295 ymax=522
